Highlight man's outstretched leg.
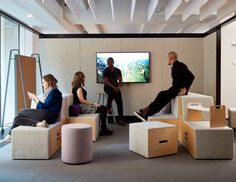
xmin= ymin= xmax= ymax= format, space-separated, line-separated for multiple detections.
xmin=135 ymin=87 xmax=179 ymax=121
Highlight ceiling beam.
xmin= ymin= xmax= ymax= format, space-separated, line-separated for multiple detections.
xmin=82 ymin=0 xmax=89 ymax=10
xmin=130 ymin=0 xmax=136 ymax=22
xmin=96 ymin=24 xmax=105 ymax=33
xmin=82 ymin=24 xmax=101 ymax=33
xmin=156 ymin=24 xmax=167 ymax=33
xmin=87 ymin=0 xmax=98 ymax=22
xmin=183 ymin=22 xmax=209 ymax=33
xmin=182 ymin=0 xmax=202 ymax=21
xmin=165 ymin=0 xmax=181 ymax=21
xmin=64 ymin=0 xmax=80 ymax=21
xmin=148 ymin=0 xmax=159 ymax=21
xmin=199 ymin=0 xmax=227 ymax=22
xmin=217 ymin=0 xmax=236 ymax=21
xmin=110 ymin=0 xmax=115 ymax=22
xmin=139 ymin=24 xmax=145 ymax=33
xmin=36 ymin=0 xmax=78 ymax=33
xmin=75 ymin=24 xmax=87 ymax=33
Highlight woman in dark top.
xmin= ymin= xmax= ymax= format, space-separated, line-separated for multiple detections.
xmin=72 ymin=71 xmax=113 ymax=136
xmin=0 ymin=74 xmax=62 ymax=144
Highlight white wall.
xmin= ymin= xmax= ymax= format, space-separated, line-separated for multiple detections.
xmin=221 ymin=21 xmax=236 ymax=107
xmin=39 ymin=37 xmax=204 ymax=115
xmin=203 ymin=33 xmax=216 ymax=103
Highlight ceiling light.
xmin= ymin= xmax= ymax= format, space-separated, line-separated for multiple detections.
xmin=27 ymin=13 xmax=33 ymax=18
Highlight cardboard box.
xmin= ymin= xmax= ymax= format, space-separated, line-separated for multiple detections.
xmin=210 ymin=105 xmax=226 ymax=127
xmin=228 ymin=107 xmax=236 ymax=128
xmin=182 ymin=121 xmax=233 ymax=159
xmin=129 ymin=121 xmax=178 ymax=158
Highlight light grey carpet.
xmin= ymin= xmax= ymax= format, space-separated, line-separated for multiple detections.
xmin=1 ymin=124 xmax=236 ymax=182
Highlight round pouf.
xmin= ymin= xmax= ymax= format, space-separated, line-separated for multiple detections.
xmin=61 ymin=123 xmax=93 ymax=164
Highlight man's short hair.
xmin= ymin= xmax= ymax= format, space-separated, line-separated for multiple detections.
xmin=168 ymin=51 xmax=178 ymax=60
xmin=107 ymin=57 xmax=114 ymax=62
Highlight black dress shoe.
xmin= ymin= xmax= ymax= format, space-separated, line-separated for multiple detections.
xmin=100 ymin=129 xmax=113 ymax=136
xmin=117 ymin=120 xmax=126 ymax=126
xmin=139 ymin=107 xmax=149 ymax=114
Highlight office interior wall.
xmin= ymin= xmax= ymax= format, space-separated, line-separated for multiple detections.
xmin=203 ymin=32 xmax=216 ymax=103
xmin=39 ymin=37 xmax=205 ymax=115
xmin=221 ymin=21 xmax=236 ymax=107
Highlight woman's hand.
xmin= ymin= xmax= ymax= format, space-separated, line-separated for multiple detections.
xmin=28 ymin=91 xmax=39 ymax=102
xmin=93 ymin=102 xmax=101 ymax=107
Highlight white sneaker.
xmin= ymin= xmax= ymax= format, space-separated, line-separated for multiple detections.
xmin=41 ymin=120 xmax=48 ymax=128
xmin=36 ymin=120 xmax=48 ymax=128
xmin=134 ymin=111 xmax=147 ymax=122
xmin=0 ymin=134 xmax=11 ymax=144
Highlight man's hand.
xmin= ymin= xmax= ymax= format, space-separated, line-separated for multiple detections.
xmin=178 ymin=88 xmax=187 ymax=96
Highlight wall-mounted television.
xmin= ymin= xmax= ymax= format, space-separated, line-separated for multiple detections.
xmin=96 ymin=52 xmax=150 ymax=83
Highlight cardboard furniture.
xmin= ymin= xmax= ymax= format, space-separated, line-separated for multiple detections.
xmin=129 ymin=121 xmax=178 ymax=158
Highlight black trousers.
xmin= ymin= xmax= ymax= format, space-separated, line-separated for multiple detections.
xmin=146 ymin=86 xmax=180 ymax=117
xmin=9 ymin=109 xmax=57 ymax=135
xmin=105 ymin=90 xmax=123 ymax=118
xmin=96 ymin=105 xmax=108 ymax=131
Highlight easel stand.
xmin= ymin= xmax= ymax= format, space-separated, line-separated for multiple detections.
xmin=0 ymin=50 xmax=43 ymax=133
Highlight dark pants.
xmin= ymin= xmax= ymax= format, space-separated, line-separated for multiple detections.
xmin=9 ymin=109 xmax=57 ymax=135
xmin=96 ymin=105 xmax=108 ymax=131
xmin=146 ymin=86 xmax=180 ymax=117
xmin=105 ymin=90 xmax=123 ymax=119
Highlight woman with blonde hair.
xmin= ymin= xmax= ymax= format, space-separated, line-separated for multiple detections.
xmin=0 ymin=74 xmax=62 ymax=144
xmin=72 ymin=71 xmax=113 ymax=136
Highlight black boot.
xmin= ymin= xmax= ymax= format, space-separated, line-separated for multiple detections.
xmin=100 ymin=128 xmax=113 ymax=136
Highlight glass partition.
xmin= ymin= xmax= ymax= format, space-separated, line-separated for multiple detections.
xmin=0 ymin=17 xmax=19 ymax=127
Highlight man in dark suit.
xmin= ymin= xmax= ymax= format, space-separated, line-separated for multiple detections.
xmin=135 ymin=51 xmax=195 ymax=121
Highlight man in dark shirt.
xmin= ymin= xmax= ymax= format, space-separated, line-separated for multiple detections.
xmin=134 ymin=51 xmax=195 ymax=121
xmin=103 ymin=57 xmax=126 ymax=126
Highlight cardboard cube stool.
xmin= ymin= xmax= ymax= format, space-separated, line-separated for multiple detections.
xmin=187 ymin=103 xmax=226 ymax=127
xmin=129 ymin=121 xmax=178 ymax=158
xmin=182 ymin=121 xmax=233 ymax=159
xmin=228 ymin=108 xmax=236 ymax=129
xmin=183 ymin=104 xmax=233 ymax=159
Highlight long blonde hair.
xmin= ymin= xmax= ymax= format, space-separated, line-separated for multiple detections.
xmin=72 ymin=71 xmax=85 ymax=89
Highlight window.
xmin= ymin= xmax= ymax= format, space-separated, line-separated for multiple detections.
xmin=0 ymin=15 xmax=36 ymax=129
xmin=1 ymin=17 xmax=19 ymax=127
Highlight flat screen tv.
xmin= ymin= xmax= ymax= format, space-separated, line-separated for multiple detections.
xmin=96 ymin=52 xmax=150 ymax=83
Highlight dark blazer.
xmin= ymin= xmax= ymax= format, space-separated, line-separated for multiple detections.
xmin=171 ymin=60 xmax=195 ymax=91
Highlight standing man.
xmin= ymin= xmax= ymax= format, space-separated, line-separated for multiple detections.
xmin=134 ymin=51 xmax=195 ymax=121
xmin=103 ymin=57 xmax=126 ymax=126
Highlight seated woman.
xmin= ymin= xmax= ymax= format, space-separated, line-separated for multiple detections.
xmin=72 ymin=71 xmax=113 ymax=136
xmin=0 ymin=74 xmax=62 ymax=144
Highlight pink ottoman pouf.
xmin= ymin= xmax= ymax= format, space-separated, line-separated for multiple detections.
xmin=61 ymin=123 xmax=93 ymax=164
